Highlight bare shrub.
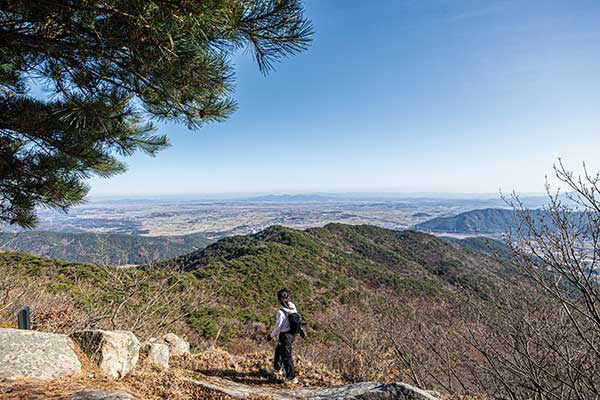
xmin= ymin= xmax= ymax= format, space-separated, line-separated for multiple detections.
xmin=0 ymin=270 xmax=90 ymax=332
xmin=73 ymin=264 xmax=213 ymax=338
xmin=473 ymin=161 xmax=600 ymax=399
xmin=460 ymin=283 xmax=594 ymax=400
xmin=370 ymin=162 xmax=600 ymax=400
xmin=0 ymin=262 xmax=33 ymax=327
xmin=306 ymin=303 xmax=397 ymax=382
xmin=0 ymin=250 xmax=211 ymax=339
xmin=379 ymin=298 xmax=482 ymax=394
xmin=30 ymin=293 xmax=89 ymax=333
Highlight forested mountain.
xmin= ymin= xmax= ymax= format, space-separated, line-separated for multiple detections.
xmin=414 ymin=208 xmax=517 ymax=234
xmin=2 ymin=224 xmax=520 ymax=339
xmin=0 ymin=231 xmax=215 ymax=265
xmin=1 ymin=223 xmax=530 ymax=395
xmin=414 ymin=207 xmax=585 ymax=236
xmin=161 ymin=223 xmax=521 ymax=329
xmin=443 ymin=236 xmax=513 ymax=259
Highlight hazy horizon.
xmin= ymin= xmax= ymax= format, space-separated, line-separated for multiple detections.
xmin=83 ymin=190 xmax=544 ymax=200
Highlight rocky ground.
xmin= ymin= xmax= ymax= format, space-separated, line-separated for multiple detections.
xmin=0 ymin=329 xmax=441 ymax=400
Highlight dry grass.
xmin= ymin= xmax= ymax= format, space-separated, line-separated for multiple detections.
xmin=180 ymin=346 xmax=345 ymax=388
xmin=0 ymin=345 xmax=344 ymax=400
xmin=0 ymin=362 xmax=238 ymax=400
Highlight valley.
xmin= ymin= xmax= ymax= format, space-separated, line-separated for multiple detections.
xmin=0 ymin=197 xmax=538 ymax=265
xmin=6 ymin=194 xmax=520 ymax=237
xmin=0 ymin=196 xmax=522 ymax=265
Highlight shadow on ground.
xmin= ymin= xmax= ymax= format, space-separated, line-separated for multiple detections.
xmin=195 ymin=368 xmax=284 ymax=386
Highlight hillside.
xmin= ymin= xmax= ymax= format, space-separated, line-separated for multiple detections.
xmin=414 ymin=208 xmax=580 ymax=235
xmin=162 ymin=223 xmax=520 ymax=328
xmin=0 ymin=230 xmax=216 ymax=265
xmin=414 ymin=208 xmax=519 ymax=234
xmin=2 ymin=224 xmax=517 ymax=337
xmin=443 ymin=236 xmax=513 ymax=259
xmin=0 ymin=223 xmax=525 ymax=395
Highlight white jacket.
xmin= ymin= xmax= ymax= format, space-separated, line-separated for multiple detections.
xmin=269 ymin=302 xmax=296 ymax=338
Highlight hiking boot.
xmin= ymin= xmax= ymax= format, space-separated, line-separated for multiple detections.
xmin=287 ymin=377 xmax=299 ymax=385
xmin=268 ymin=367 xmax=281 ymax=374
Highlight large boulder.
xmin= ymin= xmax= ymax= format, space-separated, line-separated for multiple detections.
xmin=160 ymin=333 xmax=189 ymax=357
xmin=70 ymin=330 xmax=140 ymax=380
xmin=0 ymin=328 xmax=81 ymax=381
xmin=144 ymin=342 xmax=169 ymax=368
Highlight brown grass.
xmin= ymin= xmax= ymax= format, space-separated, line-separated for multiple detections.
xmin=179 ymin=346 xmax=345 ymax=388
xmin=0 ymin=345 xmax=344 ymax=400
xmin=0 ymin=362 xmax=240 ymax=400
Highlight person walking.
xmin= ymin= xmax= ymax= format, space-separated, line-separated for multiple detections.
xmin=266 ymin=288 xmax=304 ymax=384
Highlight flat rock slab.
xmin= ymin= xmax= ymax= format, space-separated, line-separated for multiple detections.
xmin=191 ymin=376 xmax=440 ymax=400
xmin=0 ymin=328 xmax=81 ymax=381
xmin=63 ymin=390 xmax=138 ymax=400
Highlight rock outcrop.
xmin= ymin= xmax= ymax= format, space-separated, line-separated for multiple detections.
xmin=70 ymin=330 xmax=140 ymax=379
xmin=63 ymin=390 xmax=138 ymax=400
xmin=0 ymin=328 xmax=81 ymax=381
xmin=160 ymin=333 xmax=189 ymax=357
xmin=144 ymin=342 xmax=169 ymax=368
xmin=191 ymin=375 xmax=440 ymax=400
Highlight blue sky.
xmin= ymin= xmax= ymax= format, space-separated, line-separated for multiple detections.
xmin=89 ymin=0 xmax=600 ymax=196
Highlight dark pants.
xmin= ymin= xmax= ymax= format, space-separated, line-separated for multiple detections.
xmin=273 ymin=332 xmax=295 ymax=380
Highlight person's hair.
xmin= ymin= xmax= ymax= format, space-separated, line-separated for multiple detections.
xmin=277 ymin=288 xmax=291 ymax=308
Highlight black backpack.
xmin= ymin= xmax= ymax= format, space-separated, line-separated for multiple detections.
xmin=281 ymin=307 xmax=303 ymax=335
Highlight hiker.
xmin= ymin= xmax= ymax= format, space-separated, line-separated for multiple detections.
xmin=266 ymin=288 xmax=305 ymax=384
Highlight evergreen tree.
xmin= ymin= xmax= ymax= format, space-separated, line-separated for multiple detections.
xmin=0 ymin=0 xmax=311 ymax=227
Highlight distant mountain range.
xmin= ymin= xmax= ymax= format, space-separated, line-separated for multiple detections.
xmin=414 ymin=207 xmax=583 ymax=235
xmin=243 ymin=194 xmax=339 ymax=203
xmin=0 ymin=216 xmax=516 ymax=266
xmin=414 ymin=208 xmax=518 ymax=234
xmin=1 ymin=206 xmax=571 ymax=265
xmin=237 ymin=193 xmax=572 ymax=208
xmin=0 ymin=230 xmax=217 ymax=265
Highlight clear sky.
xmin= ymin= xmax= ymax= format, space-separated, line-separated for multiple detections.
xmin=89 ymin=0 xmax=600 ymax=196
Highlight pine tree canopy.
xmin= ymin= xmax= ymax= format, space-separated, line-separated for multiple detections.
xmin=0 ymin=0 xmax=312 ymax=227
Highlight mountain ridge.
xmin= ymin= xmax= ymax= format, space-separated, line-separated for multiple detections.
xmin=0 ymin=222 xmax=526 ymax=394
xmin=1 ymin=223 xmax=522 ymax=345
xmin=414 ymin=208 xmax=520 ymax=234
xmin=0 ymin=230 xmax=217 ymax=265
